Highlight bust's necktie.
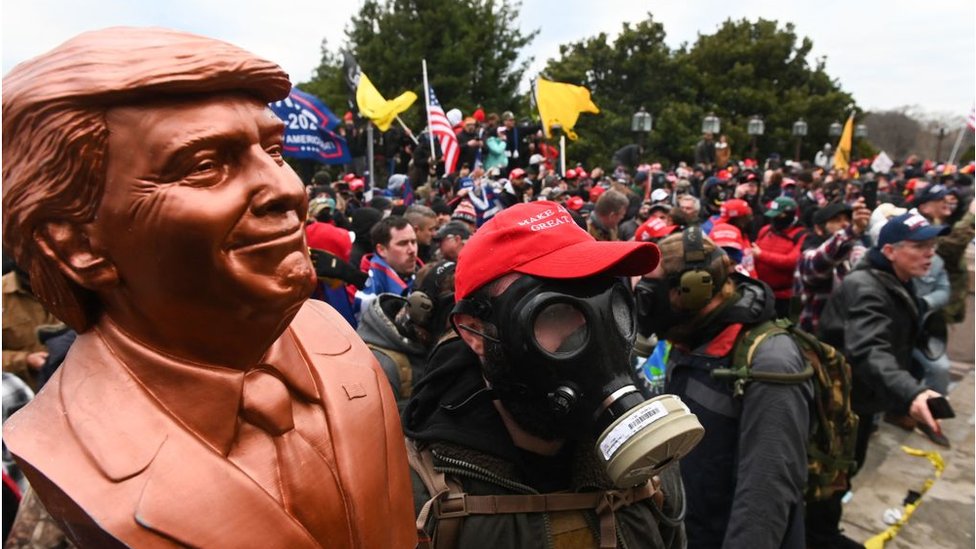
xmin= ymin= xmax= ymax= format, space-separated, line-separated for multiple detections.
xmin=239 ymin=368 xmax=352 ymax=545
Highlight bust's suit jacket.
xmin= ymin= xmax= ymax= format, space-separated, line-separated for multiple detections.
xmin=3 ymin=300 xmax=416 ymax=548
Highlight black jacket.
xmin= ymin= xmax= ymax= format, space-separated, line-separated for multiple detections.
xmin=819 ymin=250 xmax=926 ymax=415
xmin=403 ymin=338 xmax=686 ymax=549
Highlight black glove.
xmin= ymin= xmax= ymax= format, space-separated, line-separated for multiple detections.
xmin=309 ymin=248 xmax=368 ymax=289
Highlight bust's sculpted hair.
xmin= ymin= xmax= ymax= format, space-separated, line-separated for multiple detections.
xmin=2 ymin=27 xmax=292 ymax=332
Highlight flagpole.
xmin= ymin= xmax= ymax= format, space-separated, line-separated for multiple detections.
xmin=365 ymin=123 xmax=375 ymax=201
xmin=560 ymin=135 xmax=566 ymax=176
xmin=947 ymin=126 xmax=966 ymax=166
xmin=396 ymin=115 xmax=419 ymax=145
xmin=422 ymin=59 xmax=437 ymax=169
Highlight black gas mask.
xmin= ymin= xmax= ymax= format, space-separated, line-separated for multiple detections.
xmin=635 ymin=227 xmax=727 ymax=340
xmin=453 ymin=274 xmax=703 ymax=487
xmin=634 ymin=277 xmax=698 ymax=339
xmin=771 ymin=214 xmax=794 ymax=231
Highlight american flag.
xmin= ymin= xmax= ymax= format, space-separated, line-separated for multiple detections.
xmin=427 ymin=87 xmax=459 ymax=174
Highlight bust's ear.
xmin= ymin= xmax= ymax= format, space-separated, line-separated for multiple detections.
xmin=33 ymin=221 xmax=119 ymax=291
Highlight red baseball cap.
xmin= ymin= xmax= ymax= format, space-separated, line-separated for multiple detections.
xmin=719 ymin=198 xmax=752 ymax=220
xmin=716 ymin=169 xmax=731 ymax=181
xmin=589 ymin=185 xmax=606 ymax=201
xmin=634 ymin=217 xmax=678 ymax=242
xmin=349 ymin=179 xmax=365 ymax=192
xmin=342 ymin=173 xmax=357 ymax=183
xmin=709 ymin=223 xmax=743 ymax=250
xmin=454 ymin=201 xmax=660 ymax=300
xmin=566 ymin=196 xmax=585 ymax=211
xmin=509 ymin=168 xmax=527 ymax=180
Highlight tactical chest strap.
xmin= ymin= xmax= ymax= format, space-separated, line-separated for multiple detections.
xmin=407 ymin=439 xmax=659 ymax=549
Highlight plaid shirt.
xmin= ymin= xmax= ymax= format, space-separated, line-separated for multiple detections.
xmin=795 ymin=226 xmax=867 ymax=334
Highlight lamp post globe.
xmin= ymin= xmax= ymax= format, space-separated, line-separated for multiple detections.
xmin=631 ymin=107 xmax=653 ymax=163
xmin=702 ymin=112 xmax=720 ymax=134
xmin=792 ymin=118 xmax=808 ymax=161
xmin=747 ymin=115 xmax=764 ymax=159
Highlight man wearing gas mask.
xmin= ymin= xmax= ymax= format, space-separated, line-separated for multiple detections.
xmin=635 ymin=227 xmax=811 ymax=549
xmin=402 ymin=201 xmax=703 ymax=549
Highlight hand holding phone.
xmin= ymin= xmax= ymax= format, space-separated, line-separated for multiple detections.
xmin=927 ymin=396 xmax=955 ymax=419
xmin=863 ymin=180 xmax=878 ymax=211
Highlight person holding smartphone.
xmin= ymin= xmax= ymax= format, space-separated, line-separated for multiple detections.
xmin=810 ymin=211 xmax=950 ymax=549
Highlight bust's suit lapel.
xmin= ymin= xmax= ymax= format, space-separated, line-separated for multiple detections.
xmin=62 ymin=330 xmax=319 ymax=548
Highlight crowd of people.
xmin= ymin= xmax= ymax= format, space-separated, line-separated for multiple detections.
xmin=285 ymin=112 xmax=975 ymax=548
xmin=4 ymin=49 xmax=975 ymax=547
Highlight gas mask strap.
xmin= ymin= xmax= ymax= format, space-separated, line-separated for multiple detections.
xmin=450 ymin=298 xmax=501 ymax=344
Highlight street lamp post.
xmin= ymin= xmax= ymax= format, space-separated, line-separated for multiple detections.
xmin=747 ymin=115 xmax=764 ymax=160
xmin=702 ymin=112 xmax=721 ymax=134
xmin=792 ymin=118 xmax=808 ymax=162
xmin=631 ymin=107 xmax=653 ymax=164
xmin=853 ymin=123 xmax=868 ymax=161
xmin=829 ymin=121 xmax=843 ymax=138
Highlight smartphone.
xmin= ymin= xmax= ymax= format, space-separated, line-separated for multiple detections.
xmin=863 ymin=180 xmax=878 ymax=211
xmin=927 ymin=396 xmax=955 ymax=419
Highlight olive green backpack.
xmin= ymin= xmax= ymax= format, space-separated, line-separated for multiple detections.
xmin=712 ymin=318 xmax=860 ymax=501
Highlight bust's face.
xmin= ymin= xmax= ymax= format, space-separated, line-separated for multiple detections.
xmin=90 ymin=93 xmax=314 ymax=351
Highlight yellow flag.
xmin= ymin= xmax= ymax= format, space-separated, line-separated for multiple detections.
xmin=833 ymin=114 xmax=854 ymax=173
xmin=535 ymin=78 xmax=600 ymax=140
xmin=355 ymin=72 xmax=417 ymax=132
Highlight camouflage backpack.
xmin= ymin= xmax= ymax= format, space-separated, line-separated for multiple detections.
xmin=712 ymin=318 xmax=860 ymax=501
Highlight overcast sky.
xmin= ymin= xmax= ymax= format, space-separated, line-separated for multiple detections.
xmin=3 ymin=0 xmax=974 ymax=123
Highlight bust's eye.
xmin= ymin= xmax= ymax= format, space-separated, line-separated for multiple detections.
xmin=266 ymin=144 xmax=285 ymax=165
xmin=193 ymin=159 xmax=217 ymax=173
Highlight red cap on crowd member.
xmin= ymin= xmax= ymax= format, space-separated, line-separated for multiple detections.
xmin=922 ymin=159 xmax=934 ymax=172
xmin=566 ymin=196 xmax=585 ymax=211
xmin=709 ymin=223 xmax=743 ymax=250
xmin=343 ymin=111 xmax=354 ymax=123
xmin=576 ymin=168 xmax=589 ymax=179
xmin=742 ymin=158 xmax=758 ymax=169
xmin=719 ymin=199 xmax=752 ymax=220
xmin=634 ymin=217 xmax=679 ymax=242
xmin=564 ymin=168 xmax=578 ymax=180
xmin=349 ymin=179 xmax=365 ymax=192
xmin=782 ymin=178 xmax=797 ymax=187
xmin=716 ymin=169 xmax=731 ymax=181
xmin=473 ymin=107 xmax=485 ymax=123
xmin=589 ymin=185 xmax=606 ymax=201
xmin=342 ymin=173 xmax=357 ymax=183
xmin=509 ymin=168 xmax=527 ymax=180
xmin=454 ymin=201 xmax=660 ymax=300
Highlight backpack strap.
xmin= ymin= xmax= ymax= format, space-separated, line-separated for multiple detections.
xmin=712 ymin=318 xmax=814 ymax=396
xmin=367 ymin=344 xmax=413 ymax=398
xmin=405 ymin=438 xmax=659 ymax=549
xmin=791 ymin=228 xmax=808 ymax=245
xmin=407 ymin=438 xmax=464 ymax=549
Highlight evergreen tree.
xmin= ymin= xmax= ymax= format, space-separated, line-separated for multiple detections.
xmin=301 ymin=0 xmax=538 ymax=129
